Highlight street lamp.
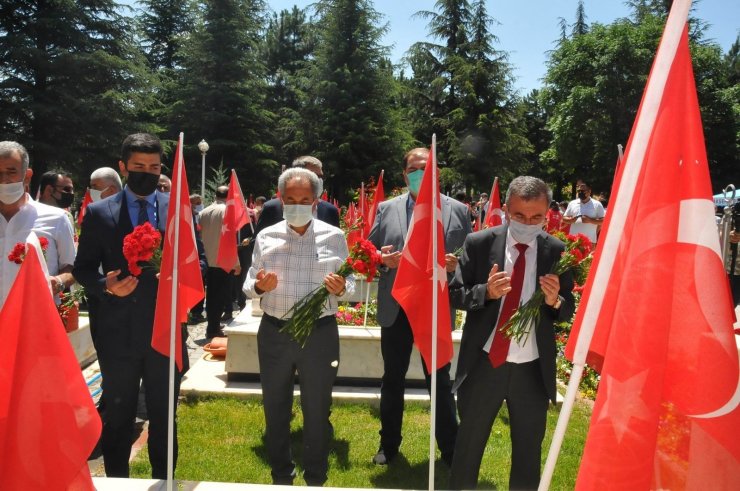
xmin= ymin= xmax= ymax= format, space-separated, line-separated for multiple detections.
xmin=198 ymin=139 xmax=209 ymax=200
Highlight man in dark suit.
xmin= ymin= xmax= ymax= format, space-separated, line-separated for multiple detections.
xmin=448 ymin=176 xmax=575 ymax=490
xmin=368 ymin=147 xmax=472 ymax=466
xmin=254 ymin=155 xmax=339 ymax=234
xmin=73 ymin=133 xmax=186 ymax=479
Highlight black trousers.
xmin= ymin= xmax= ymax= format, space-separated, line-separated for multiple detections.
xmin=258 ymin=314 xmax=339 ymax=486
xmin=449 ymin=355 xmax=549 ymax=490
xmin=98 ymin=347 xmax=183 ymax=479
xmin=379 ymin=308 xmax=458 ymax=461
xmin=205 ymin=267 xmax=233 ymax=335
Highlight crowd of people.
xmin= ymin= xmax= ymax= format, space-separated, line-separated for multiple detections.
xmin=1 ymin=135 xmax=737 ymax=489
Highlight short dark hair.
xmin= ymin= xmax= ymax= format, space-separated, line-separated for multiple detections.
xmin=505 ymin=176 xmax=552 ymax=205
xmin=215 ymin=186 xmax=229 ymax=199
xmin=121 ymin=133 xmax=163 ymax=163
xmin=39 ymin=170 xmax=68 ymax=193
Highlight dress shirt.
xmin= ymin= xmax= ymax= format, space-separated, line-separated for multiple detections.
xmin=565 ymin=198 xmax=605 ymax=243
xmin=198 ymin=201 xmax=227 ymax=267
xmin=124 ymin=187 xmax=158 ymax=228
xmin=244 ymin=219 xmax=354 ymax=319
xmin=483 ymin=231 xmax=540 ymax=363
xmin=0 ymin=195 xmax=76 ymax=307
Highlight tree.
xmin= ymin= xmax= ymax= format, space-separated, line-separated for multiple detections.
xmin=0 ymin=0 xmax=156 ymax=190
xmin=167 ymin=0 xmax=276 ymax=195
xmin=306 ymin=0 xmax=406 ymax=201
xmin=138 ymin=0 xmax=194 ymax=71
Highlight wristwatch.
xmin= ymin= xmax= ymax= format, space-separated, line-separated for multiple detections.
xmin=552 ymin=295 xmax=563 ymax=310
xmin=337 ymin=286 xmax=347 ymax=297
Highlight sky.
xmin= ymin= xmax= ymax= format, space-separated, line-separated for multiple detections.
xmin=265 ymin=0 xmax=739 ymax=94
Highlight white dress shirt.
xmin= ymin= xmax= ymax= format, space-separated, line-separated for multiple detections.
xmin=244 ymin=219 xmax=354 ymax=319
xmin=483 ymin=231 xmax=540 ymax=363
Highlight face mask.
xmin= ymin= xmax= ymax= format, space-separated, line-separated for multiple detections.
xmin=194 ymin=204 xmax=204 ymax=214
xmin=283 ymin=204 xmax=314 ymax=227
xmin=54 ymin=191 xmax=74 ymax=208
xmin=0 ymin=181 xmax=25 ymax=204
xmin=577 ymin=190 xmax=587 ymax=200
xmin=508 ymin=218 xmax=544 ymax=244
xmin=127 ymin=171 xmax=159 ymax=196
xmin=407 ymin=169 xmax=424 ymax=196
xmin=89 ymin=187 xmax=109 ymax=202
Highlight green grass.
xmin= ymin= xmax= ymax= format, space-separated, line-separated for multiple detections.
xmin=131 ymin=397 xmax=592 ymax=489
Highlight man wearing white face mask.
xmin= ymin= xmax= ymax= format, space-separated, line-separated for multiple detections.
xmin=89 ymin=167 xmax=122 ymax=202
xmin=448 ymin=176 xmax=576 ymax=490
xmin=0 ymin=141 xmax=76 ymax=308
xmin=244 ymin=167 xmax=353 ymax=486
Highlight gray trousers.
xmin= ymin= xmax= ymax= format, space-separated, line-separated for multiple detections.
xmin=258 ymin=313 xmax=339 ymax=486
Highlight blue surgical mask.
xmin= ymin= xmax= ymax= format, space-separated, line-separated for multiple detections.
xmin=283 ymin=204 xmax=314 ymax=227
xmin=508 ymin=219 xmax=544 ymax=244
xmin=407 ymin=169 xmax=424 ymax=196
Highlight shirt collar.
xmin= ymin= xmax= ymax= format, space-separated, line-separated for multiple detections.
xmin=124 ymin=186 xmax=156 ymax=207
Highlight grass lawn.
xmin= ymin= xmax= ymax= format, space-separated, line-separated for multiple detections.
xmin=131 ymin=396 xmax=591 ymax=489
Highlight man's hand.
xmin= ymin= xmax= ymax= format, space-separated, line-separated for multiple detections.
xmin=486 ymin=263 xmax=511 ymax=300
xmin=729 ymin=230 xmax=740 ymax=244
xmin=255 ymin=268 xmax=278 ymax=293
xmin=105 ymin=269 xmax=138 ymax=297
xmin=324 ymin=273 xmax=346 ymax=296
xmin=539 ymin=274 xmax=561 ymax=306
xmin=444 ymin=253 xmax=458 ymax=273
xmin=381 ymin=245 xmax=402 ymax=269
xmin=232 ymin=265 xmax=242 ymax=275
xmin=562 ymin=214 xmax=579 ymax=225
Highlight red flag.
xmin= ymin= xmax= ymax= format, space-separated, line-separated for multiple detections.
xmin=345 ymin=202 xmax=362 ymax=250
xmin=392 ymin=143 xmax=453 ymax=371
xmin=565 ymin=22 xmax=739 ymax=489
xmin=0 ymin=246 xmax=101 ymax=490
xmin=77 ymin=189 xmax=92 ymax=226
xmin=152 ymin=134 xmax=205 ymax=370
xmin=216 ymin=170 xmax=250 ymax=272
xmin=321 ymin=190 xmax=328 ymax=201
xmin=483 ymin=177 xmax=503 ymax=229
xmin=364 ymin=170 xmax=385 ymax=238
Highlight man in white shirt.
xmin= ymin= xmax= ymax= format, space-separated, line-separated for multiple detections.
xmin=244 ymin=167 xmax=353 ymax=486
xmin=563 ymin=180 xmax=605 ymax=244
xmin=0 ymin=141 xmax=76 ymax=308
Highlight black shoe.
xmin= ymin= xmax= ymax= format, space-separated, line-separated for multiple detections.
xmin=206 ymin=329 xmax=225 ymax=339
xmin=221 ymin=314 xmax=234 ymax=323
xmin=188 ymin=313 xmax=205 ymax=325
xmin=372 ymin=447 xmax=397 ymax=465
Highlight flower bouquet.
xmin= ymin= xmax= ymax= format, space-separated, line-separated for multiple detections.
xmin=280 ymin=238 xmax=382 ymax=347
xmin=58 ymin=287 xmax=87 ymax=332
xmin=503 ymin=233 xmax=593 ymax=343
xmin=123 ymin=222 xmax=162 ymax=276
xmin=7 ymin=236 xmax=48 ymax=264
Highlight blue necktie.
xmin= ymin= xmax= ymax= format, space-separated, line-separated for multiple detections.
xmin=137 ymin=199 xmax=149 ymax=225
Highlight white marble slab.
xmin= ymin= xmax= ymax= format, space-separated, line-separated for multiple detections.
xmin=67 ymin=314 xmax=97 ymax=367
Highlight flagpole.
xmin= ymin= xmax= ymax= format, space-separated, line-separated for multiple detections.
xmin=538 ymin=1 xmax=692 ymax=489
xmin=166 ymin=132 xmax=184 ymax=490
xmin=428 ymin=134 xmax=438 ymax=491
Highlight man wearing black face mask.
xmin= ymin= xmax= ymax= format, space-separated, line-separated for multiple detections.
xmin=563 ymin=180 xmax=605 ymax=245
xmin=448 ymin=176 xmax=575 ymax=490
xmin=39 ymin=170 xmax=75 ymax=209
xmin=73 ymin=133 xmax=186 ymax=480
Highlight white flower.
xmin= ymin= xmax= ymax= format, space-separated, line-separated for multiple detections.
xmin=331 ymin=360 xmax=339 ymax=368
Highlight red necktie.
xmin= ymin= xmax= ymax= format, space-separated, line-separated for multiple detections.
xmin=488 ymin=243 xmax=528 ymax=368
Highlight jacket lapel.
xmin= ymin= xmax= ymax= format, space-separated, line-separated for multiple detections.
xmin=536 ymin=233 xmax=552 ymax=278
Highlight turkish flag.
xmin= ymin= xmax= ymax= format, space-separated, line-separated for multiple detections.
xmin=364 ymin=170 xmax=385 ymax=238
xmin=77 ymin=188 xmax=92 ymax=226
xmin=483 ymin=177 xmax=503 ymax=229
xmin=216 ymin=169 xmax=250 ymax=272
xmin=345 ymin=202 xmax=362 ymax=250
xmin=392 ymin=142 xmax=453 ymax=371
xmin=152 ymin=134 xmax=205 ymax=370
xmin=565 ymin=22 xmax=740 ymax=490
xmin=0 ymin=246 xmax=101 ymax=490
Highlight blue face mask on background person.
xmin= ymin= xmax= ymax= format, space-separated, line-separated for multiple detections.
xmin=508 ymin=218 xmax=544 ymax=244
xmin=283 ymin=204 xmax=314 ymax=227
xmin=407 ymin=169 xmax=424 ymax=195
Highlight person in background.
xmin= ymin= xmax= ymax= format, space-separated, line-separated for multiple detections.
xmin=545 ymin=200 xmax=563 ymax=234
xmin=157 ymin=174 xmax=171 ymax=194
xmin=89 ymin=167 xmax=122 ymax=202
xmin=38 ymin=170 xmax=75 ymax=209
xmin=563 ymin=181 xmax=605 ymax=244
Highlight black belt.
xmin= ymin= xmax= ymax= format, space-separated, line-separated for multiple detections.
xmin=262 ymin=312 xmax=335 ymax=327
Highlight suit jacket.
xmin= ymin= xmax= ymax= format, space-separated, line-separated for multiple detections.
xmin=449 ymin=225 xmax=575 ymax=403
xmin=254 ymin=197 xmax=340 ymax=235
xmin=368 ymin=192 xmax=472 ymax=327
xmin=73 ymin=190 xmax=169 ymax=358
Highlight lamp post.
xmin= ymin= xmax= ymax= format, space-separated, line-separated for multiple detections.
xmin=197 ymin=139 xmax=209 ymax=200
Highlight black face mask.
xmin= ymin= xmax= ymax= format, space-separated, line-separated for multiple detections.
xmin=577 ymin=190 xmax=587 ymax=200
xmin=127 ymin=171 xmax=160 ymax=196
xmin=55 ymin=191 xmax=75 ymax=209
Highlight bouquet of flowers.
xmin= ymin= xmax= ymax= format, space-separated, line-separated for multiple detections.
xmin=280 ymin=238 xmax=382 ymax=347
xmin=58 ymin=287 xmax=87 ymax=332
xmin=503 ymin=233 xmax=593 ymax=343
xmin=7 ymin=236 xmax=49 ymax=264
xmin=123 ymin=222 xmax=162 ymax=276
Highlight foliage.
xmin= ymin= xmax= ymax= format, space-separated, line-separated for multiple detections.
xmin=131 ymin=397 xmax=592 ymax=489
xmin=203 ymin=163 xmax=228 ymax=206
xmin=336 ymin=299 xmax=378 ymax=326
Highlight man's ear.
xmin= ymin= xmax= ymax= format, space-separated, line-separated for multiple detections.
xmin=118 ymin=160 xmax=128 ymax=177
xmin=23 ymin=168 xmax=33 ymax=186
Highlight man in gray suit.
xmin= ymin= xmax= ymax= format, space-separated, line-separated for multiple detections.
xmin=367 ymin=147 xmax=472 ymax=466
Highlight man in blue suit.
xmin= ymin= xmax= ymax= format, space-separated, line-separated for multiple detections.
xmin=73 ymin=133 xmax=185 ymax=478
xmin=368 ymin=147 xmax=472 ymax=466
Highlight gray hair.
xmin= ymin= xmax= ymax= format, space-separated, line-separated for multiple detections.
xmin=0 ymin=141 xmax=30 ymax=173
xmin=90 ymin=167 xmax=122 ymax=190
xmin=292 ymin=155 xmax=322 ymax=170
xmin=278 ymin=167 xmax=321 ymax=200
xmin=505 ymin=176 xmax=553 ymax=205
